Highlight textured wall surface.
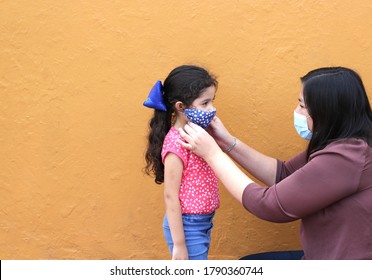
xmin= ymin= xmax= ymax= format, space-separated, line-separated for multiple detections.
xmin=1 ymin=1 xmax=372 ymax=259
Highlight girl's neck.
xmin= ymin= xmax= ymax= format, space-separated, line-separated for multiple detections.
xmin=173 ymin=116 xmax=188 ymax=129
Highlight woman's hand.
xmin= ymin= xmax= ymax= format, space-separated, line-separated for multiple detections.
xmin=180 ymin=122 xmax=253 ymax=203
xmin=178 ymin=122 xmax=221 ymax=160
xmin=207 ymin=116 xmax=235 ymax=151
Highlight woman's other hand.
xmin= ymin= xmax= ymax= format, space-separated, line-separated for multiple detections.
xmin=178 ymin=122 xmax=221 ymax=160
xmin=207 ymin=116 xmax=235 ymax=151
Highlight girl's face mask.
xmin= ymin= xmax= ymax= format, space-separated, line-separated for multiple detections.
xmin=294 ymin=111 xmax=312 ymax=140
xmin=184 ymin=108 xmax=217 ymax=129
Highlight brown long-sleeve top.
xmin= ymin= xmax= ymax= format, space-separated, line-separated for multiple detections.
xmin=242 ymin=138 xmax=372 ymax=259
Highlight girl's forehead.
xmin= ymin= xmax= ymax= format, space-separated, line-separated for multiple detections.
xmin=198 ymin=86 xmax=216 ymax=99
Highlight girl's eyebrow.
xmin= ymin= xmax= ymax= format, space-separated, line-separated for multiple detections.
xmin=200 ymin=97 xmax=213 ymax=103
xmin=207 ymin=94 xmax=216 ymax=101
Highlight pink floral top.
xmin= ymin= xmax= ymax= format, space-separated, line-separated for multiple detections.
xmin=161 ymin=127 xmax=220 ymax=214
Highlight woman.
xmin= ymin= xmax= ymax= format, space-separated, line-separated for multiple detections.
xmin=178 ymin=67 xmax=372 ymax=260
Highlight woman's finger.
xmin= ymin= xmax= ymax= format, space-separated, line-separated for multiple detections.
xmin=177 ymin=138 xmax=193 ymax=151
xmin=178 ymin=128 xmax=194 ymax=151
xmin=189 ymin=121 xmax=206 ymax=132
xmin=179 ymin=122 xmax=207 ymax=153
xmin=178 ymin=127 xmax=191 ymax=142
xmin=182 ymin=122 xmax=202 ymax=136
xmin=179 ymin=122 xmax=201 ymax=142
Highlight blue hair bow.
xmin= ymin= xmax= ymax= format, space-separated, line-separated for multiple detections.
xmin=143 ymin=80 xmax=167 ymax=111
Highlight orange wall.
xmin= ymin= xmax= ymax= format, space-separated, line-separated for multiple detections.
xmin=1 ymin=1 xmax=372 ymax=259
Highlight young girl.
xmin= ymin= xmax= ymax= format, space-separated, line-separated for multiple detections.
xmin=143 ymin=65 xmax=220 ymax=260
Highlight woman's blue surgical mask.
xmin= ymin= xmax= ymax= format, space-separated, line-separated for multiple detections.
xmin=294 ymin=111 xmax=312 ymax=140
xmin=184 ymin=108 xmax=217 ymax=129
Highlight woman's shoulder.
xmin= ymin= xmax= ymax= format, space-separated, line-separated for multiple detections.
xmin=326 ymin=138 xmax=370 ymax=150
xmin=311 ymin=138 xmax=370 ymax=160
xmin=306 ymin=138 xmax=371 ymax=182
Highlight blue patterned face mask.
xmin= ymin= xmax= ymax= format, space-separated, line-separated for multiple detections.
xmin=184 ymin=108 xmax=217 ymax=128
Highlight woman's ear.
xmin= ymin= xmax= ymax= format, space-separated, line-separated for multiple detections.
xmin=175 ymin=101 xmax=185 ymax=113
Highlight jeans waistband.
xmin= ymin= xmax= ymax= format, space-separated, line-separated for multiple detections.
xmin=181 ymin=212 xmax=215 ymax=222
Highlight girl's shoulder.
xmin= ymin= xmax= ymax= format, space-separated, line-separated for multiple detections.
xmin=164 ymin=127 xmax=184 ymax=143
xmin=166 ymin=126 xmax=181 ymax=137
xmin=162 ymin=127 xmax=190 ymax=162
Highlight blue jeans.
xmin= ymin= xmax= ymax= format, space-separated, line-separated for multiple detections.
xmin=163 ymin=212 xmax=215 ymax=260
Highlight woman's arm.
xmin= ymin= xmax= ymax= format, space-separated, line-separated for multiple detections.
xmin=227 ymin=138 xmax=277 ymax=186
xmin=178 ymin=123 xmax=254 ymax=203
xmin=208 ymin=117 xmax=277 ymax=186
xmin=163 ymin=153 xmax=188 ymax=260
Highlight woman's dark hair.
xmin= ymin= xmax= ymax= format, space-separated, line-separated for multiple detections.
xmin=144 ymin=65 xmax=218 ymax=184
xmin=301 ymin=66 xmax=372 ymax=158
